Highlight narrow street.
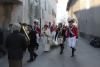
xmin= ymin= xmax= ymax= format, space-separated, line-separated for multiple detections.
xmin=0 ymin=38 xmax=100 ymax=67
xmin=0 ymin=0 xmax=100 ymax=67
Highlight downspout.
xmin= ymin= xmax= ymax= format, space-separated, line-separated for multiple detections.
xmin=37 ymin=0 xmax=42 ymax=29
xmin=28 ymin=0 xmax=33 ymax=25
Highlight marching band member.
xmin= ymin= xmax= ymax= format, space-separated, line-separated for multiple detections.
xmin=66 ymin=19 xmax=78 ymax=57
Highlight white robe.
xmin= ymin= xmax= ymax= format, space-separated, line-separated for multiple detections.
xmin=43 ymin=28 xmax=51 ymax=51
xmin=51 ymin=31 xmax=56 ymax=40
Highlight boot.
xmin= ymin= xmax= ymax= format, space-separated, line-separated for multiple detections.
xmin=27 ymin=53 xmax=34 ymax=63
xmin=71 ymin=48 xmax=75 ymax=57
xmin=60 ymin=44 xmax=64 ymax=55
xmin=60 ymin=50 xmax=63 ymax=55
xmin=33 ymin=53 xmax=38 ymax=60
xmin=27 ymin=58 xmax=34 ymax=63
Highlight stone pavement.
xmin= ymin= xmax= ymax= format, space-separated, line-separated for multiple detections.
xmin=0 ymin=38 xmax=100 ymax=67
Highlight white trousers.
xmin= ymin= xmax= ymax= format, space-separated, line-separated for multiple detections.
xmin=36 ymin=34 xmax=40 ymax=44
xmin=51 ymin=31 xmax=57 ymax=45
xmin=68 ymin=36 xmax=77 ymax=48
xmin=57 ymin=37 xmax=63 ymax=45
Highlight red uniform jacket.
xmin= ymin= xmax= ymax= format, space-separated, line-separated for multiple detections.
xmin=66 ymin=25 xmax=78 ymax=38
xmin=35 ymin=26 xmax=41 ymax=34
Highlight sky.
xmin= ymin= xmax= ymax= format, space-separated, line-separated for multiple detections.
xmin=56 ymin=0 xmax=68 ymax=24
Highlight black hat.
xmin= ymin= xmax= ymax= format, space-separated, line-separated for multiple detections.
xmin=19 ymin=23 xmax=28 ymax=26
xmin=68 ymin=19 xmax=75 ymax=23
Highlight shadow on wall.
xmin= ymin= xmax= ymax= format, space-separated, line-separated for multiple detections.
xmin=74 ymin=6 xmax=100 ymax=38
xmin=67 ymin=0 xmax=78 ymax=10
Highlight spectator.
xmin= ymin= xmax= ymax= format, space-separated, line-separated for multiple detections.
xmin=0 ymin=28 xmax=6 ymax=55
xmin=6 ymin=23 xmax=27 ymax=67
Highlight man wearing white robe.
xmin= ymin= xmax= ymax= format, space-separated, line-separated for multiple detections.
xmin=42 ymin=25 xmax=51 ymax=52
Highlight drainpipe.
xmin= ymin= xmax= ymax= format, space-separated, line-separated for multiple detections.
xmin=28 ymin=0 xmax=33 ymax=25
xmin=38 ymin=0 xmax=42 ymax=29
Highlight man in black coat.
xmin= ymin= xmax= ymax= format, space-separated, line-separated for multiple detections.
xmin=55 ymin=23 xmax=66 ymax=55
xmin=27 ymin=25 xmax=38 ymax=62
xmin=0 ymin=28 xmax=3 ymax=45
xmin=6 ymin=23 xmax=27 ymax=67
xmin=0 ymin=28 xmax=6 ymax=55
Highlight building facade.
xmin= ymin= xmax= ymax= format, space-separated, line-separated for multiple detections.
xmin=0 ymin=0 xmax=37 ymax=43
xmin=67 ymin=0 xmax=100 ymax=39
xmin=0 ymin=0 xmax=21 ymax=29
xmin=0 ymin=0 xmax=34 ymax=29
xmin=40 ymin=0 xmax=57 ymax=28
xmin=0 ymin=0 xmax=57 ymax=31
xmin=0 ymin=0 xmax=57 ymax=41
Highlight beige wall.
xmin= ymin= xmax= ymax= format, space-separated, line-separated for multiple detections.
xmin=0 ymin=5 xmax=13 ymax=29
xmin=68 ymin=0 xmax=80 ymax=17
xmin=0 ymin=0 xmax=31 ymax=29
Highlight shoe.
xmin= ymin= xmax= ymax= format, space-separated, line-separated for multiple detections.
xmin=44 ymin=51 xmax=49 ymax=52
xmin=60 ymin=51 xmax=63 ymax=55
xmin=71 ymin=55 xmax=74 ymax=57
xmin=34 ymin=54 xmax=38 ymax=60
xmin=27 ymin=59 xmax=34 ymax=63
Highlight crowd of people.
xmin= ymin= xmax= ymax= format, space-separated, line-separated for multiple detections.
xmin=0 ymin=19 xmax=79 ymax=67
